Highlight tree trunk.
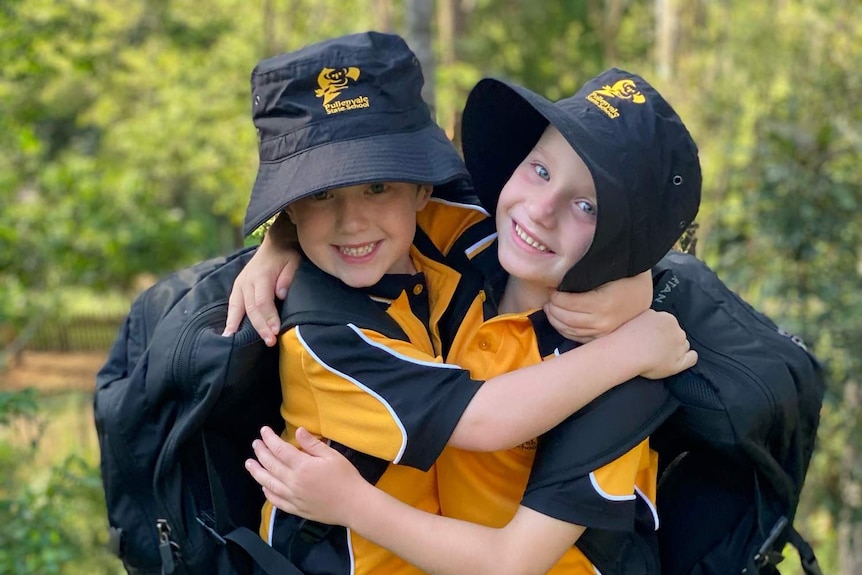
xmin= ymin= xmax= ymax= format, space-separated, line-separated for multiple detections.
xmin=436 ymin=0 xmax=457 ymax=138
xmin=373 ymin=0 xmax=392 ymax=31
xmin=655 ymin=0 xmax=678 ymax=81
xmin=262 ymin=0 xmax=278 ymax=56
xmin=585 ymin=0 xmax=625 ymax=64
xmin=838 ymin=380 xmax=862 ymax=575
xmin=404 ymin=0 xmax=436 ymax=111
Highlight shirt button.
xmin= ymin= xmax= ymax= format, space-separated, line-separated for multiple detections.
xmin=479 ymin=340 xmax=489 ymax=350
xmin=413 ymin=284 xmax=424 ymax=295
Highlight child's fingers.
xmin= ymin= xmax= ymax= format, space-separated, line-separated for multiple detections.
xmin=261 ymin=486 xmax=299 ymax=516
xmin=544 ymin=303 xmax=592 ymax=327
xmin=684 ymin=350 xmax=698 ymax=370
xmin=259 ymin=427 xmax=307 ymax=468
xmin=548 ymin=289 xmax=595 ymax=312
xmin=275 ymin=254 xmax=300 ymax=300
xmin=222 ymin=291 xmax=246 ymax=336
xmin=543 ymin=303 xmax=597 ymax=343
xmin=252 ymin=437 xmax=301 ymax=490
xmin=243 ymin=283 xmax=278 ymax=346
xmin=252 ymin=276 xmax=283 ymax=336
xmin=294 ymin=427 xmax=331 ymax=457
xmin=248 ymin=461 xmax=303 ymax=516
xmin=245 ymin=458 xmax=289 ymax=501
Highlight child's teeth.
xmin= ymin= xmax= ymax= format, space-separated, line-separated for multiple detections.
xmin=340 ymin=243 xmax=375 ymax=257
xmin=515 ymin=224 xmax=548 ymax=252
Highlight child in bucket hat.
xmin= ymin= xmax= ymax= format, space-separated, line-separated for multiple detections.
xmin=235 ymin=32 xmax=695 ymax=575
xmin=243 ymin=67 xmax=701 ymax=575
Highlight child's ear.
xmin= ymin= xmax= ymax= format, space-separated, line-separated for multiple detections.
xmin=284 ymin=205 xmax=298 ymax=225
xmin=415 ymin=184 xmax=432 ymax=210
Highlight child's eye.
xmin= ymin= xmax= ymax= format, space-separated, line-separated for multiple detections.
xmin=368 ymin=183 xmax=387 ymax=194
xmin=575 ymin=200 xmax=597 ymax=216
xmin=532 ymin=163 xmax=550 ymax=181
xmin=310 ymin=191 xmax=331 ymax=201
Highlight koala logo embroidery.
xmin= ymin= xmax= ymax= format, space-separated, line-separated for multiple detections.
xmin=593 ymin=79 xmax=646 ymax=104
xmin=315 ymin=67 xmax=360 ymax=104
xmin=586 ymin=78 xmax=646 ymax=119
xmin=315 ymin=67 xmax=370 ymax=115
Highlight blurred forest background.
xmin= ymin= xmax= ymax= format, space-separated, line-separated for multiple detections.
xmin=1 ymin=0 xmax=860 ymax=573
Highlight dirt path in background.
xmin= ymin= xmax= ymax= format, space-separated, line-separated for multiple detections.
xmin=0 ymin=351 xmax=107 ymax=393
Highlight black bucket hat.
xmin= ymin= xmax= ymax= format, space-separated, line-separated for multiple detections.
xmin=243 ymin=31 xmax=470 ymax=236
xmin=462 ymin=68 xmax=701 ymax=292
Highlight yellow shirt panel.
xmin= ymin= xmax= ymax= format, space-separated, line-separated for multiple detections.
xmin=441 ymin=309 xmax=660 ymax=575
xmin=438 ymin=311 xmax=542 ymax=526
xmin=592 ymin=439 xmax=652 ymax=498
xmin=418 ymin=198 xmax=489 ymax=256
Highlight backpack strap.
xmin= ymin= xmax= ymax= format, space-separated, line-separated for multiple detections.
xmin=201 ymin=434 xmax=305 ymax=575
xmin=786 ymin=527 xmax=824 ymax=575
xmin=281 ymin=261 xmax=407 ymax=339
xmin=277 ymin=260 xmax=409 ymax=568
xmin=224 ymin=527 xmax=304 ymax=575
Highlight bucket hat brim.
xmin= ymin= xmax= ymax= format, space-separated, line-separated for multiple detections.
xmin=243 ymin=122 xmax=468 ymax=236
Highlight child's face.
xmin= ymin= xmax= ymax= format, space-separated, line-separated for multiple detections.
xmin=286 ymin=182 xmax=431 ymax=288
xmin=495 ymin=126 xmax=598 ymax=289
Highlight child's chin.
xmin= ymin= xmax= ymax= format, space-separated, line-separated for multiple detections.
xmin=499 ymin=257 xmax=560 ymax=289
xmin=339 ymin=274 xmax=382 ymax=289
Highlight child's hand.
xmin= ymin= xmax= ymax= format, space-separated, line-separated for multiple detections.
xmin=245 ymin=427 xmax=367 ymax=527
xmin=222 ymin=239 xmax=301 ymax=346
xmin=544 ymin=271 xmax=653 ymax=343
xmin=613 ymin=309 xmax=697 ymax=379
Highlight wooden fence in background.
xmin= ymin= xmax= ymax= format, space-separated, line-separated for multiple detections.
xmin=26 ymin=313 xmax=125 ymax=352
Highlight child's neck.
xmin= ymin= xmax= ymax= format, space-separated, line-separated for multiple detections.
xmin=498 ymin=276 xmax=551 ymax=315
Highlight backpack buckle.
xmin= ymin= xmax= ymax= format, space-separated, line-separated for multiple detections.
xmin=196 ymin=515 xmax=227 ymax=545
xmin=157 ymin=519 xmax=180 ymax=574
xmin=752 ymin=516 xmax=788 ymax=568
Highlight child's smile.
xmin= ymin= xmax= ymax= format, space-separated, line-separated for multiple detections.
xmin=513 ymin=221 xmax=552 ymax=254
xmin=287 ymin=182 xmax=431 ymax=288
xmin=335 ymin=241 xmax=380 ymax=259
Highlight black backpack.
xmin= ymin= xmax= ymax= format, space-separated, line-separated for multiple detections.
xmin=95 ymin=248 xmax=403 ymax=575
xmin=97 ymin=245 xmax=824 ymax=575
xmin=534 ymin=251 xmax=824 ymax=575
xmin=650 ymin=251 xmax=824 ymax=575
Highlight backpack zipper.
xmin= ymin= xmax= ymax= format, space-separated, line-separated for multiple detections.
xmin=685 ymin=331 xmax=779 ymax=440
xmin=170 ymin=301 xmax=260 ymax=384
xmin=153 ymin=301 xmax=260 ymax=558
xmin=157 ymin=518 xmax=179 ymax=574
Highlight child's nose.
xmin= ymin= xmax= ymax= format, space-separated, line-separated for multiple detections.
xmin=337 ymin=197 xmax=370 ymax=232
xmin=526 ymin=193 xmax=558 ymax=228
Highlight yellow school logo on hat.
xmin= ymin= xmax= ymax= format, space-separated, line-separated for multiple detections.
xmin=315 ymin=67 xmax=370 ymax=115
xmin=586 ymin=79 xmax=645 ymax=119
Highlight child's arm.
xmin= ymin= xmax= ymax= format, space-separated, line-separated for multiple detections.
xmin=447 ymin=308 xmax=695 ymax=451
xmin=282 ymin=306 xmax=693 ymax=466
xmin=447 ymin=272 xmax=658 ymax=450
xmin=223 ymin=214 xmax=301 ymax=345
xmin=544 ymin=271 xmax=653 ymax=343
xmin=248 ymin=427 xmax=584 ymax=575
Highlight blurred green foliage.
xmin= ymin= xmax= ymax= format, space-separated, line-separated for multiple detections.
xmin=1 ymin=0 xmax=860 ymax=572
xmin=0 ymin=391 xmax=121 ymax=574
